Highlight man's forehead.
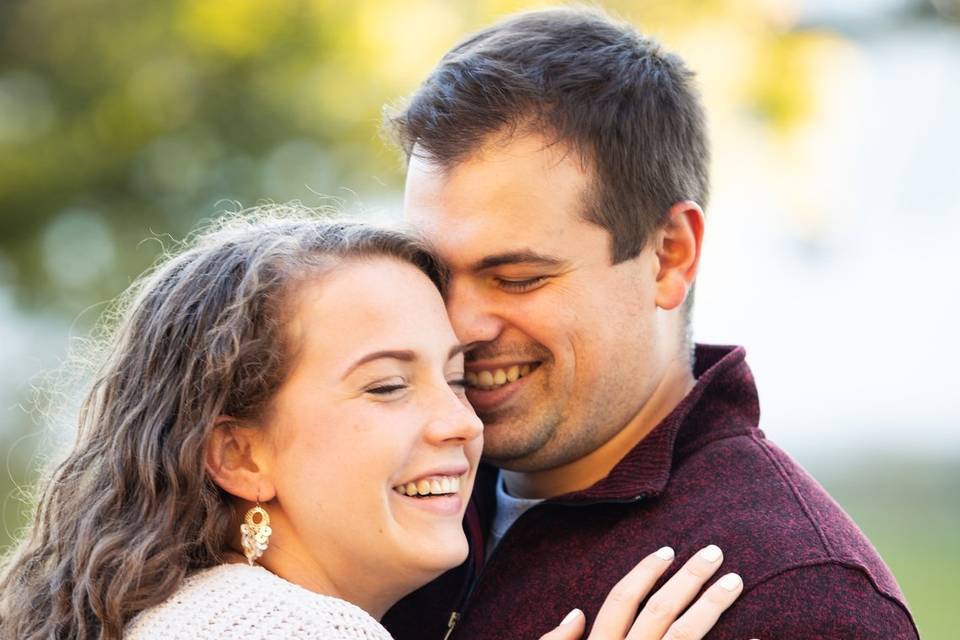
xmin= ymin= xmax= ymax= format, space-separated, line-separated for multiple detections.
xmin=407 ymin=161 xmax=589 ymax=226
xmin=408 ymin=208 xmax=534 ymax=270
xmin=405 ymin=133 xmax=588 ymax=197
xmin=405 ymin=156 xmax=546 ymax=213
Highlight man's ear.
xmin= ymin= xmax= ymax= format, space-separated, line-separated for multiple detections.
xmin=205 ymin=417 xmax=276 ymax=503
xmin=654 ymin=200 xmax=704 ymax=311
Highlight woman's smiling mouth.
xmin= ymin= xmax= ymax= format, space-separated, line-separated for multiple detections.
xmin=390 ymin=473 xmax=468 ymax=518
xmin=392 ymin=474 xmax=463 ymax=497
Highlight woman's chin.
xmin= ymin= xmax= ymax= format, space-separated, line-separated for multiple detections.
xmin=407 ymin=531 xmax=469 ymax=578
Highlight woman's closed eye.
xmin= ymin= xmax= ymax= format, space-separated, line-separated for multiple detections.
xmin=364 ymin=380 xmax=409 ymax=396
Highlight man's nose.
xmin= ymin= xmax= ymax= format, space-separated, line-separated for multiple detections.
xmin=445 ymin=278 xmax=503 ymax=345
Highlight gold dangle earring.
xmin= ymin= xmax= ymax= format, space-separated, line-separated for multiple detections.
xmin=240 ymin=496 xmax=272 ymax=566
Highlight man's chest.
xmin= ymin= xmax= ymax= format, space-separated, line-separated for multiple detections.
xmin=454 ymin=503 xmax=671 ymax=640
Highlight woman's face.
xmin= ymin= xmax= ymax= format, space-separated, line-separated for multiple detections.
xmin=257 ymin=257 xmax=482 ymax=616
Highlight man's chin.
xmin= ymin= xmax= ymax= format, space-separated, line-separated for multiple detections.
xmin=477 ymin=408 xmax=564 ymax=467
xmin=480 ymin=438 xmax=554 ymax=472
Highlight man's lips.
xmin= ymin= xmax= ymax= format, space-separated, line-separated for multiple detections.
xmin=465 ymin=360 xmax=540 ymax=390
xmin=464 ymin=362 xmax=540 ymax=413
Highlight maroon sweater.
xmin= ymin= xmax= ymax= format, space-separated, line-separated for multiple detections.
xmin=383 ymin=345 xmax=919 ymax=639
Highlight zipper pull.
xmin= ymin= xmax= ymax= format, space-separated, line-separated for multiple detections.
xmin=442 ymin=611 xmax=460 ymax=640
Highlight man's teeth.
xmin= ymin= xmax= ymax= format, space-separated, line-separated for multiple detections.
xmin=466 ymin=364 xmax=532 ymax=390
xmin=393 ymin=475 xmax=461 ymax=497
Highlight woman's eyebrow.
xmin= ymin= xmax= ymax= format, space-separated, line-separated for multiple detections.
xmin=342 ymin=350 xmax=415 ymax=379
xmin=342 ymin=344 xmax=468 ymax=378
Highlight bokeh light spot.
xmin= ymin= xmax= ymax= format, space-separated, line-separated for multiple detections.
xmin=41 ymin=209 xmax=116 ymax=290
xmin=0 ymin=71 xmax=56 ymax=144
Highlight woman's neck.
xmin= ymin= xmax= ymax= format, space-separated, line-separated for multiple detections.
xmin=225 ymin=545 xmax=406 ymax=621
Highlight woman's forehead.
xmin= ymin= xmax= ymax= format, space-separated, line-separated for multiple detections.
xmin=288 ymin=258 xmax=456 ymax=367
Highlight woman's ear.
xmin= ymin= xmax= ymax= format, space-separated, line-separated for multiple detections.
xmin=205 ymin=417 xmax=276 ymax=502
xmin=654 ymin=200 xmax=705 ymax=311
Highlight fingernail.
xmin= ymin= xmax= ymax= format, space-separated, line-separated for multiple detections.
xmin=561 ymin=608 xmax=583 ymax=625
xmin=718 ymin=573 xmax=742 ymax=591
xmin=654 ymin=546 xmax=675 ymax=561
xmin=699 ymin=544 xmax=722 ymax=562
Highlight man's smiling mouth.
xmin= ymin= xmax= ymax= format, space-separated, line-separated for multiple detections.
xmin=465 ymin=362 xmax=541 ymax=391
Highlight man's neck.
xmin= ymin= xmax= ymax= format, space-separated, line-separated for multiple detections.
xmin=502 ymin=360 xmax=695 ymax=500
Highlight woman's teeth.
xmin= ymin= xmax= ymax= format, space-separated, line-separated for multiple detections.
xmin=393 ymin=475 xmax=461 ymax=497
xmin=466 ymin=364 xmax=532 ymax=390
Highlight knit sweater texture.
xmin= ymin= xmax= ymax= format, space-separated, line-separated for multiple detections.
xmin=126 ymin=563 xmax=392 ymax=639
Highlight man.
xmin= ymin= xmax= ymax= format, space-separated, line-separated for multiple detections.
xmin=382 ymin=7 xmax=919 ymax=639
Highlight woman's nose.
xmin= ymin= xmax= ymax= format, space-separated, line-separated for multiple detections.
xmin=423 ymin=389 xmax=483 ymax=445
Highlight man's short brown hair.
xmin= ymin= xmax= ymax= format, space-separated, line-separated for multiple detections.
xmin=385 ymin=6 xmax=710 ymax=264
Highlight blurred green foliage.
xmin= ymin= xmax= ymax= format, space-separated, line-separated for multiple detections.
xmin=0 ymin=0 xmax=860 ymax=315
xmin=1 ymin=0 xmax=957 ymax=637
xmin=1 ymin=0 xmax=434 ymax=315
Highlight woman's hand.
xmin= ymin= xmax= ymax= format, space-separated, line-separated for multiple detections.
xmin=539 ymin=545 xmax=746 ymax=640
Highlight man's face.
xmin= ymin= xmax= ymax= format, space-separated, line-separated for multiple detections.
xmin=405 ymin=133 xmax=671 ymax=472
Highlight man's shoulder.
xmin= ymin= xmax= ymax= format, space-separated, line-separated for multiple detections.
xmin=609 ymin=433 xmax=918 ymax=636
xmin=664 ymin=432 xmax=908 ymax=603
xmin=712 ymin=560 xmax=920 ymax=638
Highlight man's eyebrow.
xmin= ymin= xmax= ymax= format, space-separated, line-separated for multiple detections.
xmin=470 ymin=250 xmax=566 ymax=271
xmin=343 ymin=345 xmax=470 ymax=379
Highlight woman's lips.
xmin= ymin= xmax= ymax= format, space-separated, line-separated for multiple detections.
xmin=390 ymin=473 xmax=467 ymax=518
xmin=392 ymin=474 xmax=463 ymax=497
xmin=391 ymin=492 xmax=464 ymax=517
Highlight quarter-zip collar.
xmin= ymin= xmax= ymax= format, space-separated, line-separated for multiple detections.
xmin=536 ymin=344 xmax=760 ymax=505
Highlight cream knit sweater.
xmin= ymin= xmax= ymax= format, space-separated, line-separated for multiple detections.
xmin=126 ymin=563 xmax=393 ymax=639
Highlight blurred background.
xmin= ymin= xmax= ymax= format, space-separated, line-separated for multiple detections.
xmin=0 ymin=0 xmax=957 ymax=635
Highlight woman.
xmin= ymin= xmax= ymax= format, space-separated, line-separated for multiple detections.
xmin=0 ymin=207 xmax=742 ymax=639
